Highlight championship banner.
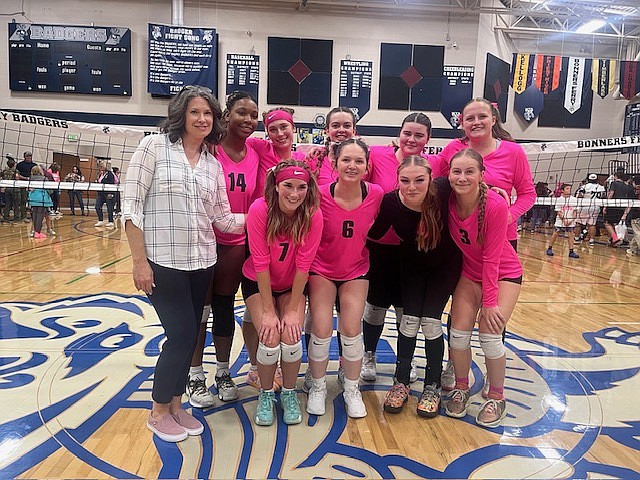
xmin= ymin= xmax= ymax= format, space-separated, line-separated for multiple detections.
xmin=592 ymin=59 xmax=616 ymax=99
xmin=148 ymin=23 xmax=217 ymax=95
xmin=441 ymin=65 xmax=474 ymax=128
xmin=339 ymin=60 xmax=373 ymax=121
xmin=564 ymin=57 xmax=587 ymax=114
xmin=226 ymin=54 xmax=259 ymax=103
xmin=620 ymin=61 xmax=640 ymax=99
xmin=511 ymin=53 xmax=535 ymax=94
xmin=536 ymin=55 xmax=562 ymax=94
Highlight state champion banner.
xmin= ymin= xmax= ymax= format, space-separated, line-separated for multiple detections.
xmin=148 ymin=23 xmax=217 ymax=95
xmin=226 ymin=54 xmax=259 ymax=103
xmin=511 ymin=54 xmax=535 ymax=94
xmin=592 ymin=59 xmax=616 ymax=99
xmin=441 ymin=65 xmax=474 ymax=128
xmin=338 ymin=60 xmax=372 ymax=121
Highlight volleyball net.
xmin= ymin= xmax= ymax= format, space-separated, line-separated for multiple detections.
xmin=1 ymin=109 xmax=639 ymax=208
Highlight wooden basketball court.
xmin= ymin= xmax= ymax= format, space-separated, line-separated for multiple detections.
xmin=0 ymin=214 xmax=638 ymax=479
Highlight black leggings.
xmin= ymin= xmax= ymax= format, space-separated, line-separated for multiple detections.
xmin=31 ymin=206 xmax=47 ymax=233
xmin=210 ymin=243 xmax=245 ymax=338
xmin=147 ymin=261 xmax=213 ymax=403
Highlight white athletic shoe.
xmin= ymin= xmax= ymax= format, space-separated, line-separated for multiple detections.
xmin=105 ymin=222 xmax=115 ymax=229
xmin=215 ymin=372 xmax=239 ymax=402
xmin=306 ymin=379 xmax=327 ymax=415
xmin=409 ymin=358 xmax=418 ymax=383
xmin=94 ymin=221 xmax=105 ymax=227
xmin=302 ymin=368 xmax=313 ymax=393
xmin=441 ymin=359 xmax=455 ymax=391
xmin=360 ymin=351 xmax=377 ymax=382
xmin=343 ymin=385 xmax=367 ymax=418
xmin=185 ymin=376 xmax=215 ymax=408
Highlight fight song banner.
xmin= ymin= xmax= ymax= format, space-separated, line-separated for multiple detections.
xmin=535 ymin=55 xmax=562 ymax=95
xmin=148 ymin=23 xmax=217 ymax=95
xmin=511 ymin=54 xmax=535 ymax=94
xmin=592 ymin=59 xmax=616 ymax=99
xmin=564 ymin=57 xmax=589 ymax=114
xmin=620 ymin=61 xmax=640 ymax=99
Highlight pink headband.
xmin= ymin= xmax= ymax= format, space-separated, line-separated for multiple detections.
xmin=275 ymin=165 xmax=309 ymax=184
xmin=264 ymin=110 xmax=294 ymax=128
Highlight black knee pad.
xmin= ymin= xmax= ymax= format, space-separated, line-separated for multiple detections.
xmin=211 ymin=294 xmax=236 ymax=337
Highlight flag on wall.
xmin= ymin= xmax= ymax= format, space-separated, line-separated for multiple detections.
xmin=620 ymin=61 xmax=640 ymax=99
xmin=514 ymin=84 xmax=544 ymax=123
xmin=484 ymin=53 xmax=510 ymax=121
xmin=511 ymin=53 xmax=535 ymax=94
xmin=591 ymin=59 xmax=616 ymax=99
xmin=535 ymin=55 xmax=562 ymax=94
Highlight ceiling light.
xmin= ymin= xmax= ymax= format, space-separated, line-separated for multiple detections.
xmin=576 ymin=19 xmax=606 ymax=34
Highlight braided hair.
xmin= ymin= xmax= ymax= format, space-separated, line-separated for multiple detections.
xmin=449 ymin=148 xmax=488 ymax=245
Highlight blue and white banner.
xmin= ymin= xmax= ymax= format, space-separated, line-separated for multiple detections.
xmin=226 ymin=54 xmax=259 ymax=103
xmin=338 ymin=60 xmax=372 ymax=121
xmin=148 ymin=23 xmax=217 ymax=96
xmin=441 ymin=65 xmax=474 ymax=128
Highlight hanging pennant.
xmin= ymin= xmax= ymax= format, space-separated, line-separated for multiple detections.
xmin=511 ymin=53 xmax=535 ymax=94
xmin=591 ymin=59 xmax=616 ymax=99
xmin=564 ymin=57 xmax=587 ymax=114
xmin=536 ymin=55 xmax=562 ymax=94
xmin=620 ymin=61 xmax=640 ymax=99
xmin=514 ymin=84 xmax=544 ymax=123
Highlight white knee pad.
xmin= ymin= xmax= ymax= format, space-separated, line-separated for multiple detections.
xmin=201 ymin=304 xmax=211 ymax=324
xmin=340 ymin=333 xmax=364 ymax=362
xmin=399 ymin=314 xmax=420 ymax=338
xmin=308 ymin=334 xmax=331 ymax=362
xmin=421 ymin=317 xmax=443 ymax=341
xmin=479 ymin=333 xmax=505 ymax=359
xmin=242 ymin=308 xmax=252 ymax=324
xmin=449 ymin=328 xmax=472 ymax=351
xmin=363 ymin=302 xmax=386 ymax=326
xmin=281 ymin=341 xmax=303 ymax=363
xmin=257 ymin=342 xmax=280 ymax=365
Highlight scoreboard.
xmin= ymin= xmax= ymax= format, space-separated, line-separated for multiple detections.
xmin=8 ymin=23 xmax=132 ymax=96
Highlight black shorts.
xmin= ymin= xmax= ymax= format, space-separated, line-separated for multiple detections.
xmin=366 ymin=243 xmax=403 ymax=309
xmin=500 ymin=275 xmax=523 ymax=285
xmin=241 ymin=276 xmax=292 ymax=301
xmin=604 ymin=207 xmax=625 ymax=225
xmin=309 ymin=271 xmax=369 ymax=289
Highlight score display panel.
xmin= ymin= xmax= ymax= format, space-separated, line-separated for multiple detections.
xmin=9 ymin=23 xmax=132 ymax=96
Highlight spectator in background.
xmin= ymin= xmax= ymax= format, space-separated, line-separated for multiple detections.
xmin=112 ymin=166 xmax=121 ymax=216
xmin=626 ymin=175 xmax=640 ymax=256
xmin=530 ymin=182 xmax=551 ymax=233
xmin=94 ymin=160 xmax=116 ymax=228
xmin=546 ymin=184 xmax=580 ymax=258
xmin=46 ymin=163 xmax=62 ymax=216
xmin=27 ymin=165 xmax=53 ymax=239
xmin=64 ymin=165 xmax=86 ymax=216
xmin=604 ymin=170 xmax=633 ymax=247
xmin=576 ymin=173 xmax=605 ymax=246
xmin=2 ymin=157 xmax=19 ymax=222
xmin=15 ymin=151 xmax=35 ymax=222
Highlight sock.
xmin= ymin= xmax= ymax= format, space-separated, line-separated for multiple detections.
xmin=569 ymin=249 xmax=574 ymax=253
xmin=424 ymin=336 xmax=445 ymax=387
xmin=312 ymin=376 xmax=326 ymax=385
xmin=281 ymin=387 xmax=295 ymax=393
xmin=216 ymin=361 xmax=230 ymax=378
xmin=343 ymin=378 xmax=359 ymax=391
xmin=488 ymin=384 xmax=505 ymax=400
xmin=455 ymin=376 xmax=469 ymax=390
xmin=189 ymin=365 xmax=205 ymax=380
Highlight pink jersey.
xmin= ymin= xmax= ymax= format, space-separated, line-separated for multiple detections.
xmin=448 ymin=189 xmax=522 ymax=308
xmin=311 ymin=182 xmax=384 ymax=280
xmin=316 ymin=157 xmax=338 ymax=186
xmin=213 ymin=145 xmax=259 ymax=245
xmin=368 ymin=145 xmax=448 ymax=193
xmin=439 ymin=139 xmax=535 ymax=241
xmin=247 ymin=137 xmax=306 ymax=200
xmin=242 ymin=197 xmax=323 ymax=291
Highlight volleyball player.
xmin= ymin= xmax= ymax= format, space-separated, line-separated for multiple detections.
xmin=306 ymin=138 xmax=383 ymax=418
xmin=186 ymin=91 xmax=260 ymax=408
xmin=444 ymin=148 xmax=522 ymax=428
xmin=242 ymin=160 xmax=322 ymax=426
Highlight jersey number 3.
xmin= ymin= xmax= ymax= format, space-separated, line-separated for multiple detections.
xmin=459 ymin=228 xmax=471 ymax=245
